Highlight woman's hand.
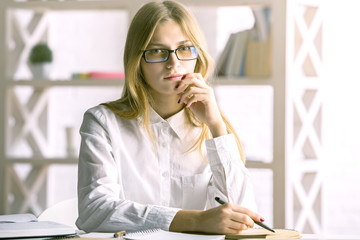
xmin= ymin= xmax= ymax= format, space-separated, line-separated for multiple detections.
xmin=196 ymin=203 xmax=262 ymax=234
xmin=176 ymin=73 xmax=227 ymax=137
xmin=169 ymin=203 xmax=263 ymax=234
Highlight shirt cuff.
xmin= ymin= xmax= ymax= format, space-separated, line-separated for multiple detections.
xmin=205 ymin=133 xmax=241 ymax=166
xmin=145 ymin=205 xmax=181 ymax=230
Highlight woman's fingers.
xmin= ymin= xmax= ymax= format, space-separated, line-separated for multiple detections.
xmin=230 ymin=203 xmax=263 ymax=224
xmin=221 ymin=203 xmax=255 ymax=229
xmin=176 ymin=73 xmax=213 ymax=108
xmin=231 ymin=213 xmax=254 ymax=229
xmin=185 ymin=93 xmax=203 ymax=108
xmin=218 ymin=202 xmax=266 ymax=231
xmin=178 ymin=86 xmax=206 ymax=106
xmin=176 ymin=73 xmax=207 ymax=92
xmin=229 ymin=222 xmax=249 ymax=232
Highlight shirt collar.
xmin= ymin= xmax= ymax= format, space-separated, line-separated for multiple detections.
xmin=147 ymin=106 xmax=190 ymax=140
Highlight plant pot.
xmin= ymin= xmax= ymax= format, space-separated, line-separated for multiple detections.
xmin=29 ymin=63 xmax=51 ymax=80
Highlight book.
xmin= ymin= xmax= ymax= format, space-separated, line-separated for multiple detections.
xmin=88 ymin=71 xmax=125 ymax=79
xmin=0 ymin=213 xmax=37 ymax=223
xmin=245 ymin=7 xmax=272 ymax=77
xmin=122 ymin=229 xmax=225 ymax=240
xmin=72 ymin=71 xmax=125 ymax=80
xmin=230 ymin=30 xmax=249 ymax=77
xmin=252 ymin=7 xmax=271 ymax=42
xmin=245 ymin=30 xmax=272 ymax=77
xmin=216 ymin=31 xmax=249 ymax=77
xmin=0 ymin=214 xmax=77 ymax=239
xmin=216 ymin=33 xmax=236 ymax=76
xmin=225 ymin=228 xmax=301 ymax=239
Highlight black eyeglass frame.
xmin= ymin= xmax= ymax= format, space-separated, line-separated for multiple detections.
xmin=142 ymin=46 xmax=199 ymax=63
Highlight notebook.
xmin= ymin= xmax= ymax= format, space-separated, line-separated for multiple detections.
xmin=123 ymin=229 xmax=225 ymax=240
xmin=0 ymin=214 xmax=77 ymax=239
xmin=225 ymin=228 xmax=301 ymax=239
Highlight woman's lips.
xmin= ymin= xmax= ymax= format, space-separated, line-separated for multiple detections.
xmin=164 ymin=74 xmax=184 ymax=81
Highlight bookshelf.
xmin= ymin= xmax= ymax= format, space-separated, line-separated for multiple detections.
xmin=5 ymin=79 xmax=124 ymax=87
xmin=0 ymin=0 xmax=324 ymax=234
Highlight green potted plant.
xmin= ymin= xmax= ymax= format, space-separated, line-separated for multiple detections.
xmin=28 ymin=42 xmax=53 ymax=79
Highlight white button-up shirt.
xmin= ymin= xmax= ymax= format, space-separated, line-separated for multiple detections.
xmin=76 ymin=105 xmax=257 ymax=232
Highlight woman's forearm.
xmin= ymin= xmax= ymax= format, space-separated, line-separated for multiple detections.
xmin=169 ymin=210 xmax=202 ymax=232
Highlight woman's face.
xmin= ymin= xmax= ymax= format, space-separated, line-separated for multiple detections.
xmin=140 ymin=20 xmax=197 ymax=100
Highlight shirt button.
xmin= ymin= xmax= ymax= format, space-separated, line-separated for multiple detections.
xmin=162 ymin=171 xmax=169 ymax=178
xmin=161 ymin=127 xmax=169 ymax=134
xmin=162 ymin=201 xmax=167 ymax=206
xmin=161 ymin=142 xmax=167 ymax=148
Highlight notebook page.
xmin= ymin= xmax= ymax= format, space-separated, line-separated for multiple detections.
xmin=124 ymin=229 xmax=224 ymax=240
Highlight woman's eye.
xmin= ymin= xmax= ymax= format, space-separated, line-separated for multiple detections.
xmin=179 ymin=46 xmax=190 ymax=51
xmin=149 ymin=49 xmax=163 ymax=54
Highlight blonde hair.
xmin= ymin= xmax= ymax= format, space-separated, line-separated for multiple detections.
xmin=102 ymin=0 xmax=246 ymax=163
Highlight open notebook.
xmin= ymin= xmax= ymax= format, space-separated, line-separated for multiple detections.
xmin=121 ymin=228 xmax=300 ymax=240
xmin=0 ymin=214 xmax=77 ymax=239
xmin=123 ymin=229 xmax=225 ymax=240
xmin=225 ymin=228 xmax=301 ymax=239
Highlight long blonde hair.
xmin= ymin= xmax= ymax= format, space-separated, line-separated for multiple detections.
xmin=102 ymin=0 xmax=246 ymax=163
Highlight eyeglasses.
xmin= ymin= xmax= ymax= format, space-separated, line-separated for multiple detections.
xmin=142 ymin=46 xmax=198 ymax=63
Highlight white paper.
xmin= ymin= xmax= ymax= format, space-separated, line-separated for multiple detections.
xmin=124 ymin=229 xmax=224 ymax=240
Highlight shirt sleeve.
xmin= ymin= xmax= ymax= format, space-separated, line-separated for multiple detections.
xmin=75 ymin=107 xmax=180 ymax=232
xmin=205 ymin=134 xmax=257 ymax=212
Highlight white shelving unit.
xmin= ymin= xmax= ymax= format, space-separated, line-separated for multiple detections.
xmin=0 ymin=0 xmax=324 ymax=234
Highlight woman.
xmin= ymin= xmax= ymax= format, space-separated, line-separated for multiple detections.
xmin=76 ymin=0 xmax=263 ymax=234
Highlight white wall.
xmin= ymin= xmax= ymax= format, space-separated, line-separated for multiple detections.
xmin=45 ymin=10 xmax=127 ymax=205
xmin=322 ymin=0 xmax=360 ymax=235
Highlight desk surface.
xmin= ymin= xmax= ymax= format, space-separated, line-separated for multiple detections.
xmin=301 ymin=234 xmax=360 ymax=240
xmin=79 ymin=232 xmax=360 ymax=239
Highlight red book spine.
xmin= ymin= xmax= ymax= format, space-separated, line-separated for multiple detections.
xmin=89 ymin=71 xmax=125 ymax=79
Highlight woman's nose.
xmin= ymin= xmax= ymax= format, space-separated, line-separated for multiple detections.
xmin=166 ymin=51 xmax=180 ymax=68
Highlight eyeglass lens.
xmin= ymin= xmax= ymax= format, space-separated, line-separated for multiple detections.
xmin=144 ymin=46 xmax=198 ymax=63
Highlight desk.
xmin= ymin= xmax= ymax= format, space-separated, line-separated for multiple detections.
xmin=77 ymin=232 xmax=360 ymax=239
xmin=12 ymin=231 xmax=359 ymax=239
xmin=301 ymin=234 xmax=360 ymax=240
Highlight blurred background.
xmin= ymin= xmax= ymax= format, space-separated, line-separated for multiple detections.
xmin=0 ymin=0 xmax=359 ymax=236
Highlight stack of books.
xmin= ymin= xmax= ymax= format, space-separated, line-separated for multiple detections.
xmin=216 ymin=7 xmax=272 ymax=78
xmin=72 ymin=71 xmax=125 ymax=80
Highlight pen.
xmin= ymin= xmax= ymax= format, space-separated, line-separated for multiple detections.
xmin=214 ymin=197 xmax=275 ymax=233
xmin=114 ymin=230 xmax=126 ymax=238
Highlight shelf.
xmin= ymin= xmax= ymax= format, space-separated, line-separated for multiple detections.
xmin=7 ymin=0 xmax=272 ymax=10
xmin=4 ymin=157 xmax=274 ymax=168
xmin=182 ymin=0 xmax=272 ymax=7
xmin=7 ymin=78 xmax=272 ymax=87
xmin=246 ymin=160 xmax=273 ymax=169
xmin=6 ymin=0 xmax=130 ymax=10
xmin=6 ymin=79 xmax=124 ymax=87
xmin=5 ymin=157 xmax=78 ymax=165
xmin=212 ymin=76 xmax=274 ymax=86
